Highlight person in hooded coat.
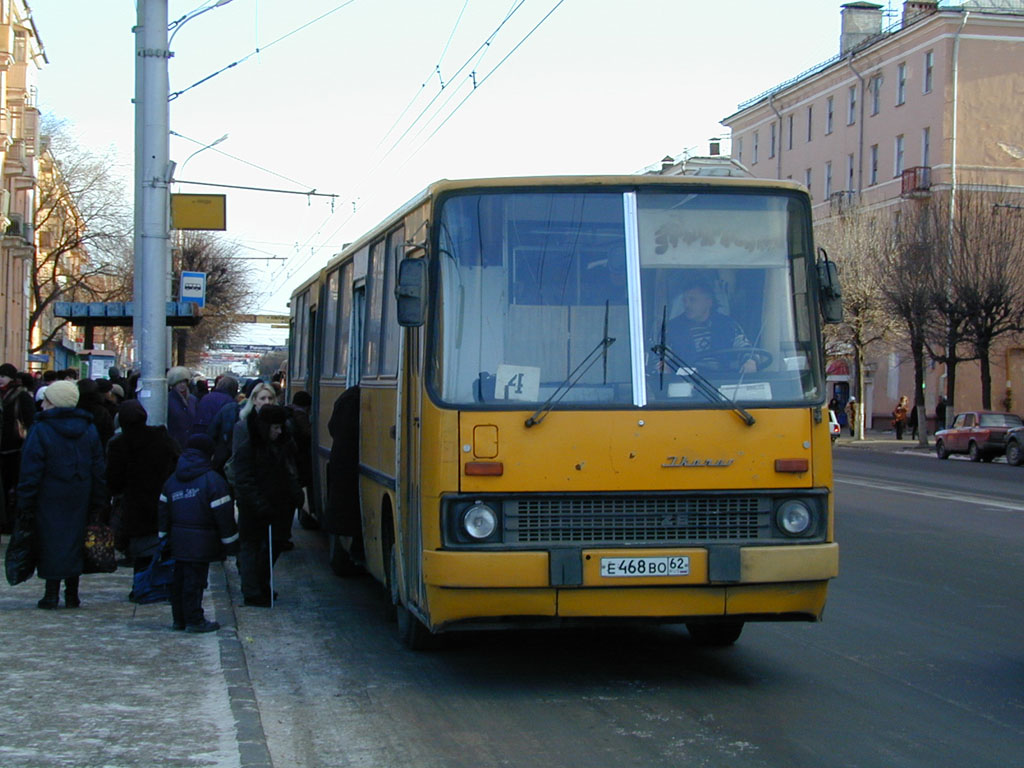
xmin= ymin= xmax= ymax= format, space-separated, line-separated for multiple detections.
xmin=231 ymin=403 xmax=302 ymax=606
xmin=106 ymin=400 xmax=180 ymax=580
xmin=17 ymin=380 xmax=107 ymax=609
xmin=158 ymin=434 xmax=238 ymax=633
xmin=193 ymin=375 xmax=238 ymax=438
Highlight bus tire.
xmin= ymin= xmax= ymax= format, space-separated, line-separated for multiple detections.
xmin=298 ymin=507 xmax=320 ymax=530
xmin=387 ymin=539 xmax=437 ymax=648
xmin=328 ymin=535 xmax=361 ymax=578
xmin=686 ymin=621 xmax=744 ymax=647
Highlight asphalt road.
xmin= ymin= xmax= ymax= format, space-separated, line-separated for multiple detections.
xmin=239 ymin=450 xmax=1024 ymax=768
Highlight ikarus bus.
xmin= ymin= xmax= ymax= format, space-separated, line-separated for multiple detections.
xmin=289 ymin=175 xmax=843 ymax=649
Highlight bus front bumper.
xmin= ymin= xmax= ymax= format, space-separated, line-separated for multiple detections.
xmin=420 ymin=543 xmax=838 ymax=628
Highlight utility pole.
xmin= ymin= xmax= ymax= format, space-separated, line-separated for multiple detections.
xmin=134 ymin=0 xmax=171 ymax=425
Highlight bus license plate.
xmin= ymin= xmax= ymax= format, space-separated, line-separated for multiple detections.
xmin=600 ymin=556 xmax=690 ymax=578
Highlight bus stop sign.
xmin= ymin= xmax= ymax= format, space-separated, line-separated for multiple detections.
xmin=180 ymin=271 xmax=207 ymax=308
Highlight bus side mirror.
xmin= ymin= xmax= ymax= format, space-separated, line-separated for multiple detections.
xmin=816 ymin=250 xmax=843 ymax=324
xmin=395 ymin=258 xmax=426 ymax=327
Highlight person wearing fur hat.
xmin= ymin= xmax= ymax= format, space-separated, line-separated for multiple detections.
xmin=230 ymin=401 xmax=303 ymax=606
xmin=106 ymin=400 xmax=180 ymax=584
xmin=16 ymin=379 xmax=108 ymax=608
xmin=1 ymin=362 xmax=36 ymax=535
xmin=166 ymin=366 xmax=196 ymax=451
xmin=158 ymin=433 xmax=238 ymax=632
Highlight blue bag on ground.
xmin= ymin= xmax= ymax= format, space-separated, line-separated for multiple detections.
xmin=133 ymin=540 xmax=175 ymax=604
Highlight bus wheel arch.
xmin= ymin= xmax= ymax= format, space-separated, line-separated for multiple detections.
xmin=686 ymin=620 xmax=744 ymax=647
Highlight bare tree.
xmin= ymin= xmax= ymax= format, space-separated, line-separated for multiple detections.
xmin=817 ymin=208 xmax=896 ymax=438
xmin=172 ymin=231 xmax=257 ymax=366
xmin=30 ymin=117 xmax=132 ymax=352
xmin=945 ymin=189 xmax=1024 ymax=409
xmin=885 ymin=205 xmax=940 ymax=447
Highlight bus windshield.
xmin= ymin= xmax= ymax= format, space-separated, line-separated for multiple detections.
xmin=433 ymin=187 xmax=821 ymax=409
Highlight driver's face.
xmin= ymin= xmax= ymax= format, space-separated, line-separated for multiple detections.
xmin=682 ymin=288 xmax=713 ymax=322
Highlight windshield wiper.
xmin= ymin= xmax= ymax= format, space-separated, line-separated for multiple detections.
xmin=652 ymin=311 xmax=755 ymax=427
xmin=525 ymin=334 xmax=616 ymax=428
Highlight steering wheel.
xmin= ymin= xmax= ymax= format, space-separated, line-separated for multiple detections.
xmin=693 ymin=347 xmax=774 ymax=371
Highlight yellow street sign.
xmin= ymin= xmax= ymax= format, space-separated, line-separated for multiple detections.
xmin=171 ymin=194 xmax=227 ymax=230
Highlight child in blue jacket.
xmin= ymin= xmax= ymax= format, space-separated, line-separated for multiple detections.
xmin=158 ymin=433 xmax=238 ymax=633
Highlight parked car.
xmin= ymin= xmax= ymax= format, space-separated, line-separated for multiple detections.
xmin=1004 ymin=425 xmax=1024 ymax=466
xmin=828 ymin=408 xmax=841 ymax=442
xmin=935 ymin=411 xmax=1024 ymax=461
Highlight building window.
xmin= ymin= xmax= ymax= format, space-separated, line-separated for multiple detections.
xmin=897 ymin=63 xmax=907 ymax=105
xmin=922 ymin=126 xmax=930 ymax=167
xmin=895 ymin=134 xmax=905 ymax=176
xmin=870 ymin=144 xmax=879 ymax=185
xmin=848 ymin=85 xmax=857 ymax=125
xmin=807 ymin=106 xmax=813 ymax=142
xmin=753 ymin=131 xmax=759 ymax=164
xmin=787 ymin=114 xmax=794 ymax=150
xmin=805 ymin=168 xmax=812 ymax=196
xmin=924 ymin=50 xmax=934 ymax=94
xmin=826 ymin=97 xmax=834 ymax=135
xmin=870 ymin=75 xmax=882 ymax=115
xmin=848 ymin=153 xmax=855 ymax=192
xmin=13 ymin=31 xmax=26 ymax=64
xmin=825 ymin=161 xmax=833 ymax=198
xmin=736 ymin=137 xmax=743 ymax=164
xmin=769 ymin=122 xmax=776 ymax=159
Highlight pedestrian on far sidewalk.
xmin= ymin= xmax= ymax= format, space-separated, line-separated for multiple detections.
xmin=159 ymin=434 xmax=238 ymax=633
xmin=845 ymin=397 xmax=857 ymax=437
xmin=892 ymin=395 xmax=909 ymax=440
xmin=936 ymin=395 xmax=948 ymax=430
xmin=909 ymin=403 xmax=919 ymax=440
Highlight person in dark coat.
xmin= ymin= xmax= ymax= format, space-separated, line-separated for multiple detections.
xmin=326 ymin=385 xmax=362 ymax=557
xmin=158 ymin=434 xmax=238 ymax=633
xmin=194 ymin=375 xmax=237 ymax=438
xmin=286 ymin=390 xmax=314 ymax=546
xmin=16 ymin=380 xmax=107 ymax=609
xmin=1 ymin=362 xmax=36 ymax=533
xmin=166 ymin=366 xmax=196 ymax=450
xmin=106 ymin=400 xmax=180 ymax=580
xmin=231 ymin=403 xmax=302 ymax=606
xmin=77 ymin=378 xmax=115 ymax=449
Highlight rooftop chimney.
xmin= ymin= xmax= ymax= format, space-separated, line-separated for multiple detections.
xmin=709 ymin=138 xmax=721 ymax=156
xmin=902 ymin=0 xmax=939 ymax=27
xmin=840 ymin=2 xmax=884 ymax=55
xmin=660 ymin=155 xmax=675 ymax=173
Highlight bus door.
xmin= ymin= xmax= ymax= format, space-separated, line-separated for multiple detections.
xmin=400 ymin=320 xmax=424 ymax=611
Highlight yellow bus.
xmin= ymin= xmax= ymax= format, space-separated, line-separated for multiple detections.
xmin=290 ymin=175 xmax=842 ymax=648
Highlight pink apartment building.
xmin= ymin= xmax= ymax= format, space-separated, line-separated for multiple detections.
xmin=721 ymin=0 xmax=1024 ymax=429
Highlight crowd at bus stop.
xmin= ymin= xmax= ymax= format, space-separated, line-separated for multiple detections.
xmin=0 ymin=361 xmax=315 ymax=632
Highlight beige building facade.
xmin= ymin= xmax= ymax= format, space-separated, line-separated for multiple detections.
xmin=722 ymin=1 xmax=1024 ymax=428
xmin=0 ymin=0 xmax=43 ymax=370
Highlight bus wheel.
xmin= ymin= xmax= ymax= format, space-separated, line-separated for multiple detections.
xmin=328 ymin=535 xmax=361 ymax=578
xmin=388 ymin=541 xmax=437 ymax=650
xmin=298 ymin=507 xmax=320 ymax=530
xmin=686 ymin=621 xmax=744 ymax=647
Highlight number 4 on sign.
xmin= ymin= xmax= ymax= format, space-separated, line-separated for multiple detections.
xmin=495 ymin=364 xmax=540 ymax=402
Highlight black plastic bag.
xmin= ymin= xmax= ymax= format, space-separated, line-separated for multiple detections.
xmin=4 ymin=514 xmax=36 ymax=586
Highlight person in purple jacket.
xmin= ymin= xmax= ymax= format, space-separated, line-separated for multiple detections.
xmin=158 ymin=433 xmax=238 ymax=633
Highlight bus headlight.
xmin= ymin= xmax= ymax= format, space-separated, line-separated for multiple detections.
xmin=776 ymin=500 xmax=813 ymax=536
xmin=462 ymin=502 xmax=498 ymax=540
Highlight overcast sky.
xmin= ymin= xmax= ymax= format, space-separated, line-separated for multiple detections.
xmin=28 ymin=0 xmax=877 ymax=314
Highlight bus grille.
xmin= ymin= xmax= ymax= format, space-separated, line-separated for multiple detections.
xmin=505 ymin=496 xmax=770 ymax=545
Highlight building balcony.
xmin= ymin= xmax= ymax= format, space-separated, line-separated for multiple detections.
xmin=901 ymin=166 xmax=932 ymax=197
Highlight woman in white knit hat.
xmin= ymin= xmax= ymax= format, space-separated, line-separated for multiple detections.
xmin=165 ymin=366 xmax=196 ymax=450
xmin=17 ymin=379 xmax=107 ymax=608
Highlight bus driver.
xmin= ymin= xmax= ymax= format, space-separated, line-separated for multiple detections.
xmin=666 ymin=280 xmax=757 ymax=374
